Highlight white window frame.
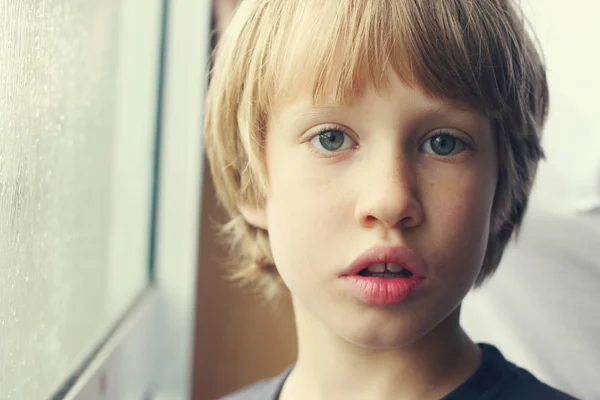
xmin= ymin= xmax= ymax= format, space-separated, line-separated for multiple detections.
xmin=54 ymin=0 xmax=212 ymax=398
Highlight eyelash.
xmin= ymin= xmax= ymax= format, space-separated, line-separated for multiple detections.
xmin=307 ymin=126 xmax=471 ymax=156
xmin=421 ymin=130 xmax=471 ymax=154
xmin=308 ymin=125 xmax=357 ymax=156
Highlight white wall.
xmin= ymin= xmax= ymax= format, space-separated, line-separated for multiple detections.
xmin=523 ymin=0 xmax=600 ymax=214
xmin=462 ymin=2 xmax=600 ymax=399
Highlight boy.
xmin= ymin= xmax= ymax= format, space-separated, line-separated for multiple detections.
xmin=204 ymin=0 xmax=578 ymax=398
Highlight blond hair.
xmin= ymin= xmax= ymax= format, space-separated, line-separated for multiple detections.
xmin=205 ymin=0 xmax=549 ymax=299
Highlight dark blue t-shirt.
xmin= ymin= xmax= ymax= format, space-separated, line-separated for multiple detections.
xmin=220 ymin=343 xmax=578 ymax=399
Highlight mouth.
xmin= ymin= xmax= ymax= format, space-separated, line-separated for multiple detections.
xmin=356 ymin=263 xmax=414 ymax=278
xmin=341 ymin=245 xmax=425 ymax=279
xmin=340 ymin=246 xmax=425 ymax=306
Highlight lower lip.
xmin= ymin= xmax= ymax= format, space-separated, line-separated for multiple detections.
xmin=340 ymin=275 xmax=424 ymax=306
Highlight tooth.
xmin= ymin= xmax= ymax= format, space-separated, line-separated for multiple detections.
xmin=367 ymin=263 xmax=386 ymax=273
xmin=387 ymin=263 xmax=406 ymax=273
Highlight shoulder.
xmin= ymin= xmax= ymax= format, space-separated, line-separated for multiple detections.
xmin=496 ymin=365 xmax=579 ymax=399
xmin=478 ymin=344 xmax=579 ymax=400
xmin=217 ymin=366 xmax=293 ymax=400
xmin=217 ymin=378 xmax=278 ymax=400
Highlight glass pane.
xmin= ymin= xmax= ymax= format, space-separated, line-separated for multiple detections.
xmin=0 ymin=0 xmax=163 ymax=398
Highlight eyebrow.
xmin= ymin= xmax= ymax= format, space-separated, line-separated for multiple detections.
xmin=414 ymin=100 xmax=480 ymax=116
xmin=281 ymin=98 xmax=490 ymax=142
xmin=292 ymin=101 xmax=479 ymax=120
xmin=291 ymin=104 xmax=342 ymax=119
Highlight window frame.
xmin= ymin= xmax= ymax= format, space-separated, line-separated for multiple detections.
xmin=52 ymin=0 xmax=212 ymax=398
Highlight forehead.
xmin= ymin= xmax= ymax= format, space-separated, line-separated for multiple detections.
xmin=272 ymin=66 xmax=483 ymax=119
xmin=260 ymin=38 xmax=497 ymax=144
xmin=267 ymin=68 xmax=491 ymax=137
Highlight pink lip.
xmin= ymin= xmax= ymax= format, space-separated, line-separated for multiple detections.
xmin=339 ymin=246 xmax=427 ymax=306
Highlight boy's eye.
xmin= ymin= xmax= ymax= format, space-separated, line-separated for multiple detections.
xmin=312 ymin=130 xmax=355 ymax=152
xmin=421 ymin=133 xmax=466 ymax=156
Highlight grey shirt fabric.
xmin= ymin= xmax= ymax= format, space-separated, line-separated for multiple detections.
xmin=217 ymin=344 xmax=577 ymax=400
xmin=219 ymin=366 xmax=292 ymax=400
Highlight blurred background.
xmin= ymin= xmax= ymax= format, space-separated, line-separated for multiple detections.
xmin=0 ymin=0 xmax=598 ymax=399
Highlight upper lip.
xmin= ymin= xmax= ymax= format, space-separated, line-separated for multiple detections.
xmin=341 ymin=245 xmax=427 ymax=278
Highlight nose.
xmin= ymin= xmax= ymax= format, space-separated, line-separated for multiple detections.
xmin=354 ymin=156 xmax=424 ymax=230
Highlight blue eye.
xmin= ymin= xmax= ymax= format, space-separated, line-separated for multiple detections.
xmin=312 ymin=129 xmax=354 ymax=152
xmin=421 ymin=133 xmax=466 ymax=156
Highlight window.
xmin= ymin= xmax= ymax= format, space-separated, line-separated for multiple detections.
xmin=0 ymin=0 xmax=211 ymax=398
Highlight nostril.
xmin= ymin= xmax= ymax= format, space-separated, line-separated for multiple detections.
xmin=356 ymin=192 xmax=424 ymax=230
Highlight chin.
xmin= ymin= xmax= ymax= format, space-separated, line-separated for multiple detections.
xmin=337 ymin=311 xmax=430 ymax=350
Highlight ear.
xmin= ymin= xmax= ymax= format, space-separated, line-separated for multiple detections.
xmin=237 ymin=203 xmax=268 ymax=230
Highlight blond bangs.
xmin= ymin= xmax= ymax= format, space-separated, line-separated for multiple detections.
xmin=262 ymin=0 xmax=396 ymax=105
xmin=259 ymin=0 xmax=521 ymax=117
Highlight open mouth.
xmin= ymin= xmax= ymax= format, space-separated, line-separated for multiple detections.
xmin=356 ymin=262 xmax=413 ymax=278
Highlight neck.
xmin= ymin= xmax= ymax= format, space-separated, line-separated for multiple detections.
xmin=281 ymin=303 xmax=481 ymax=400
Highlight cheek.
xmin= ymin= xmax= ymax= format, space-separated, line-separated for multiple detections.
xmin=423 ymin=166 xmax=496 ymax=276
xmin=266 ymin=144 xmax=354 ymax=237
xmin=265 ymin=156 xmax=352 ymax=286
xmin=266 ymin=200 xmax=341 ymax=295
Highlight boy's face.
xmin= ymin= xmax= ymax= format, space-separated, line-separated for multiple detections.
xmin=247 ymin=69 xmax=498 ymax=348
